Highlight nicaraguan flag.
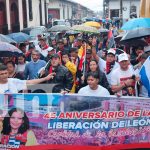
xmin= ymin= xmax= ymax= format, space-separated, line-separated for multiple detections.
xmin=139 ymin=56 xmax=150 ymax=97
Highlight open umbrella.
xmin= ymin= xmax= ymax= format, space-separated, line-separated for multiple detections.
xmin=8 ymin=32 xmax=31 ymax=43
xmin=0 ymin=42 xmax=23 ymax=57
xmin=65 ymin=30 xmax=81 ymax=36
xmin=114 ymin=32 xmax=125 ymax=42
xmin=121 ymin=18 xmax=150 ymax=30
xmin=71 ymin=25 xmax=99 ymax=34
xmin=99 ymin=28 xmax=109 ymax=33
xmin=0 ymin=34 xmax=16 ymax=43
xmin=121 ymin=28 xmax=150 ymax=41
xmin=48 ymin=25 xmax=71 ymax=32
xmin=120 ymin=39 xmax=148 ymax=47
xmin=84 ymin=21 xmax=101 ymax=29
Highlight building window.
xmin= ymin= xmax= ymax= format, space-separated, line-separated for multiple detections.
xmin=110 ymin=9 xmax=119 ymax=18
xmin=28 ymin=0 xmax=33 ymax=21
xmin=130 ymin=5 xmax=136 ymax=14
xmin=130 ymin=5 xmax=137 ymax=18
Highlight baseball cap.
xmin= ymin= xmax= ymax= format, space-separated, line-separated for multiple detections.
xmin=47 ymin=47 xmax=54 ymax=52
xmin=118 ymin=53 xmax=129 ymax=62
xmin=144 ymin=45 xmax=150 ymax=53
xmin=107 ymin=48 xmax=116 ymax=56
xmin=57 ymin=39 xmax=64 ymax=44
xmin=51 ymin=53 xmax=60 ymax=59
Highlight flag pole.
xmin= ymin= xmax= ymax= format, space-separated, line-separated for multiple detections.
xmin=83 ymin=43 xmax=87 ymax=77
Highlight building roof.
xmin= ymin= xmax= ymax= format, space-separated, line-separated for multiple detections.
xmin=65 ymin=0 xmax=93 ymax=12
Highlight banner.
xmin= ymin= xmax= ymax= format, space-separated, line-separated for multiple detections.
xmin=0 ymin=94 xmax=150 ymax=150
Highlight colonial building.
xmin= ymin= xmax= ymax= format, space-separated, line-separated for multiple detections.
xmin=103 ymin=0 xmax=140 ymax=19
xmin=0 ymin=0 xmax=94 ymax=34
xmin=0 ymin=0 xmax=48 ymax=34
xmin=47 ymin=0 xmax=94 ymax=20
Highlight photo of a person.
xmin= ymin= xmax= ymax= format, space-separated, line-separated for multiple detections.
xmin=1 ymin=108 xmax=38 ymax=146
xmin=127 ymin=86 xmax=135 ymax=96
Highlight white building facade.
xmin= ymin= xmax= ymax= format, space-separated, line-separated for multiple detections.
xmin=47 ymin=0 xmax=93 ymax=21
xmin=0 ymin=0 xmax=93 ymax=34
xmin=105 ymin=0 xmax=140 ymax=20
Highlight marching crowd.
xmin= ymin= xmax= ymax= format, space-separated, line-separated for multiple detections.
xmin=0 ymin=31 xmax=150 ymax=97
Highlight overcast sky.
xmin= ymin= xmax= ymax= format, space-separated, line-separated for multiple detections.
xmin=72 ymin=0 xmax=103 ymax=12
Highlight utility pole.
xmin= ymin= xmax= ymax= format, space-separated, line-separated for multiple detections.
xmin=44 ymin=0 xmax=48 ymax=27
xmin=39 ymin=0 xmax=43 ymax=26
xmin=120 ymin=0 xmax=123 ymax=27
xmin=103 ymin=0 xmax=105 ymax=18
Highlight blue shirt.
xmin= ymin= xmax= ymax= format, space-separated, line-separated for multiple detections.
xmin=24 ymin=60 xmax=46 ymax=79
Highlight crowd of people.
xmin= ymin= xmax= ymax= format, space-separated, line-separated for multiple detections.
xmin=0 ymin=29 xmax=150 ymax=97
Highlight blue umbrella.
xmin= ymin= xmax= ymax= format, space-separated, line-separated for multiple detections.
xmin=0 ymin=34 xmax=16 ymax=43
xmin=121 ymin=18 xmax=150 ymax=30
xmin=8 ymin=32 xmax=31 ymax=43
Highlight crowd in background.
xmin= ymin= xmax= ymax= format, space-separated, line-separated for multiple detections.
xmin=0 ymin=26 xmax=150 ymax=97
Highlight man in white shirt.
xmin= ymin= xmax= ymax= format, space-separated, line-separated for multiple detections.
xmin=78 ymin=72 xmax=110 ymax=96
xmin=36 ymin=34 xmax=50 ymax=58
xmin=92 ymin=48 xmax=119 ymax=84
xmin=0 ymin=64 xmax=55 ymax=93
xmin=111 ymin=53 xmax=136 ymax=96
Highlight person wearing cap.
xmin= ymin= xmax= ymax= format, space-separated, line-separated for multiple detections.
xmin=36 ymin=34 xmax=50 ymax=58
xmin=92 ymin=47 xmax=119 ymax=85
xmin=46 ymin=47 xmax=56 ymax=62
xmin=111 ymin=53 xmax=137 ymax=96
xmin=56 ymin=39 xmax=65 ymax=52
xmin=39 ymin=53 xmax=74 ymax=93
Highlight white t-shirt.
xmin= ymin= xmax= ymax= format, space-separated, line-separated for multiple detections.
xmin=78 ymin=85 xmax=110 ymax=97
xmin=98 ymin=57 xmax=119 ymax=84
xmin=111 ymin=66 xmax=136 ymax=96
xmin=16 ymin=63 xmax=26 ymax=73
xmin=0 ymin=78 xmax=27 ymax=93
xmin=36 ymin=45 xmax=48 ymax=57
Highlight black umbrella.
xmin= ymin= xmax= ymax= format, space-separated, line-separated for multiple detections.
xmin=121 ymin=28 xmax=150 ymax=41
xmin=120 ymin=39 xmax=148 ymax=47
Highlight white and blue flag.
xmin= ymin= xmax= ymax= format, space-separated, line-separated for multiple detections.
xmin=139 ymin=56 xmax=150 ymax=97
